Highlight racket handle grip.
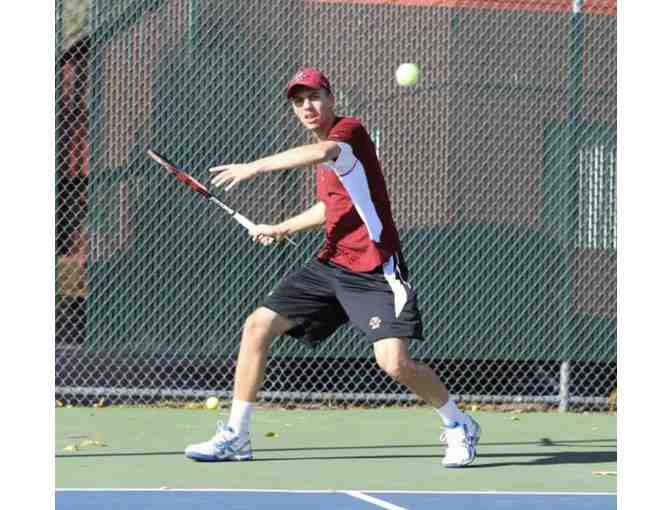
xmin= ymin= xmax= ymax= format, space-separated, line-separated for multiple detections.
xmin=232 ymin=213 xmax=256 ymax=231
xmin=210 ymin=196 xmax=297 ymax=246
xmin=238 ymin=216 xmax=297 ymax=245
xmin=231 ymin=210 xmax=299 ymax=246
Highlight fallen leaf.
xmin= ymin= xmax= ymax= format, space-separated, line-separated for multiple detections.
xmin=264 ymin=432 xmax=279 ymax=438
xmin=592 ymin=471 xmax=617 ymax=477
xmin=79 ymin=439 xmax=106 ymax=448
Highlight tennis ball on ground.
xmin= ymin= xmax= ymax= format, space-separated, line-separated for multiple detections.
xmin=205 ymin=397 xmax=219 ymax=410
xmin=395 ymin=63 xmax=420 ymax=87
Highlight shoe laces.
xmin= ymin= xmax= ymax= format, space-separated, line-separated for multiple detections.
xmin=212 ymin=420 xmax=236 ymax=443
xmin=440 ymin=425 xmax=467 ymax=446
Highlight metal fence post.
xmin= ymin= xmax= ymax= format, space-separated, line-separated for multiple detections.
xmin=559 ymin=0 xmax=585 ymax=413
xmin=559 ymin=361 xmax=571 ymax=412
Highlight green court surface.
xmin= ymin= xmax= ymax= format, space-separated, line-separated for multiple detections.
xmin=56 ymin=407 xmax=616 ymax=493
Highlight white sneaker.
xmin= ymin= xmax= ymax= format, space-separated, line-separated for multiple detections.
xmin=185 ymin=421 xmax=253 ymax=462
xmin=440 ymin=414 xmax=481 ymax=468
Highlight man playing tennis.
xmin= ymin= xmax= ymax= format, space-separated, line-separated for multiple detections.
xmin=185 ymin=67 xmax=481 ymax=467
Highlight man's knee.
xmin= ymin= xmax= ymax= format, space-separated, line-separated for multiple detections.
xmin=380 ymin=357 xmax=418 ymax=382
xmin=374 ymin=337 xmax=416 ymax=382
xmin=242 ymin=307 xmax=293 ymax=342
xmin=243 ymin=309 xmax=270 ymax=336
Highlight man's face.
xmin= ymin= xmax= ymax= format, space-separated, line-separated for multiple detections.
xmin=289 ymin=87 xmax=335 ymax=133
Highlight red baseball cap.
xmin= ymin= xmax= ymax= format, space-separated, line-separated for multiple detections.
xmin=286 ymin=67 xmax=333 ymax=98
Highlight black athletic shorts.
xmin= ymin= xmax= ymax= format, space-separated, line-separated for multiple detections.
xmin=261 ymin=255 xmax=424 ymax=347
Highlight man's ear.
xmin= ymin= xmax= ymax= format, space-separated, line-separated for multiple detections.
xmin=326 ymin=91 xmax=336 ymax=109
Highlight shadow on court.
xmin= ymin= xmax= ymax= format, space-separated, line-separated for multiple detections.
xmin=465 ymin=450 xmax=616 ymax=468
xmin=56 ymin=437 xmax=615 ymax=467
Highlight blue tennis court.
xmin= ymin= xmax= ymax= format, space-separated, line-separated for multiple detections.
xmin=56 ymin=489 xmax=616 ymax=510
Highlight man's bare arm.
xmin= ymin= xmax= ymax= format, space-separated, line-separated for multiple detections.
xmin=276 ymin=201 xmax=326 ymax=235
xmin=210 ymin=142 xmax=340 ymax=190
xmin=250 ymin=202 xmax=326 ymax=245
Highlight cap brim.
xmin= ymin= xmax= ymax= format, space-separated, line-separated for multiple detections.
xmin=287 ymin=82 xmax=321 ymax=98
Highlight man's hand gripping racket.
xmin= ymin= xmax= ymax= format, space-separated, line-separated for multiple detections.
xmin=147 ymin=150 xmax=296 ymax=246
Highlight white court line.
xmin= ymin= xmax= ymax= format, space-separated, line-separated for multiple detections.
xmin=344 ymin=491 xmax=407 ymax=510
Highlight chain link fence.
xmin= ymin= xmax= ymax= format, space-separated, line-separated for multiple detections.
xmin=55 ymin=0 xmax=617 ymax=411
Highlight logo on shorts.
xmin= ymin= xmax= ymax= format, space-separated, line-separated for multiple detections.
xmin=369 ymin=316 xmax=382 ymax=330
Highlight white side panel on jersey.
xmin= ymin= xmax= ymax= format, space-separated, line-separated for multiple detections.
xmin=383 ymin=256 xmax=408 ymax=318
xmin=325 ymin=142 xmax=383 ymax=242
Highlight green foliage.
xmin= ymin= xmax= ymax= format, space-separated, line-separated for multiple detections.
xmin=61 ymin=0 xmax=90 ymax=47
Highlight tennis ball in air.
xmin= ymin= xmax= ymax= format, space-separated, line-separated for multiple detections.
xmin=395 ymin=63 xmax=420 ymax=87
xmin=205 ymin=397 xmax=219 ymax=410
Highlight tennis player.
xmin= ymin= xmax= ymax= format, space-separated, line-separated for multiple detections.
xmin=185 ymin=67 xmax=481 ymax=467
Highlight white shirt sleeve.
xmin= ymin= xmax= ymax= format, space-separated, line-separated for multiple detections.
xmin=323 ymin=142 xmax=383 ymax=242
xmin=325 ymin=142 xmax=358 ymax=176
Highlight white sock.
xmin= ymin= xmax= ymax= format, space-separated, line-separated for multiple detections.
xmin=227 ymin=399 xmax=255 ymax=436
xmin=435 ymin=399 xmax=465 ymax=428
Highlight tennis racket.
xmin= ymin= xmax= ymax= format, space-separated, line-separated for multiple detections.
xmin=147 ymin=149 xmax=296 ymax=245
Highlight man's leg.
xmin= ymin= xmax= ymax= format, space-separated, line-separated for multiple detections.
xmin=185 ymin=306 xmax=294 ymax=461
xmin=373 ymin=337 xmax=481 ymax=467
xmin=373 ymin=337 xmax=450 ymax=408
xmin=233 ymin=306 xmax=296 ymax=402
